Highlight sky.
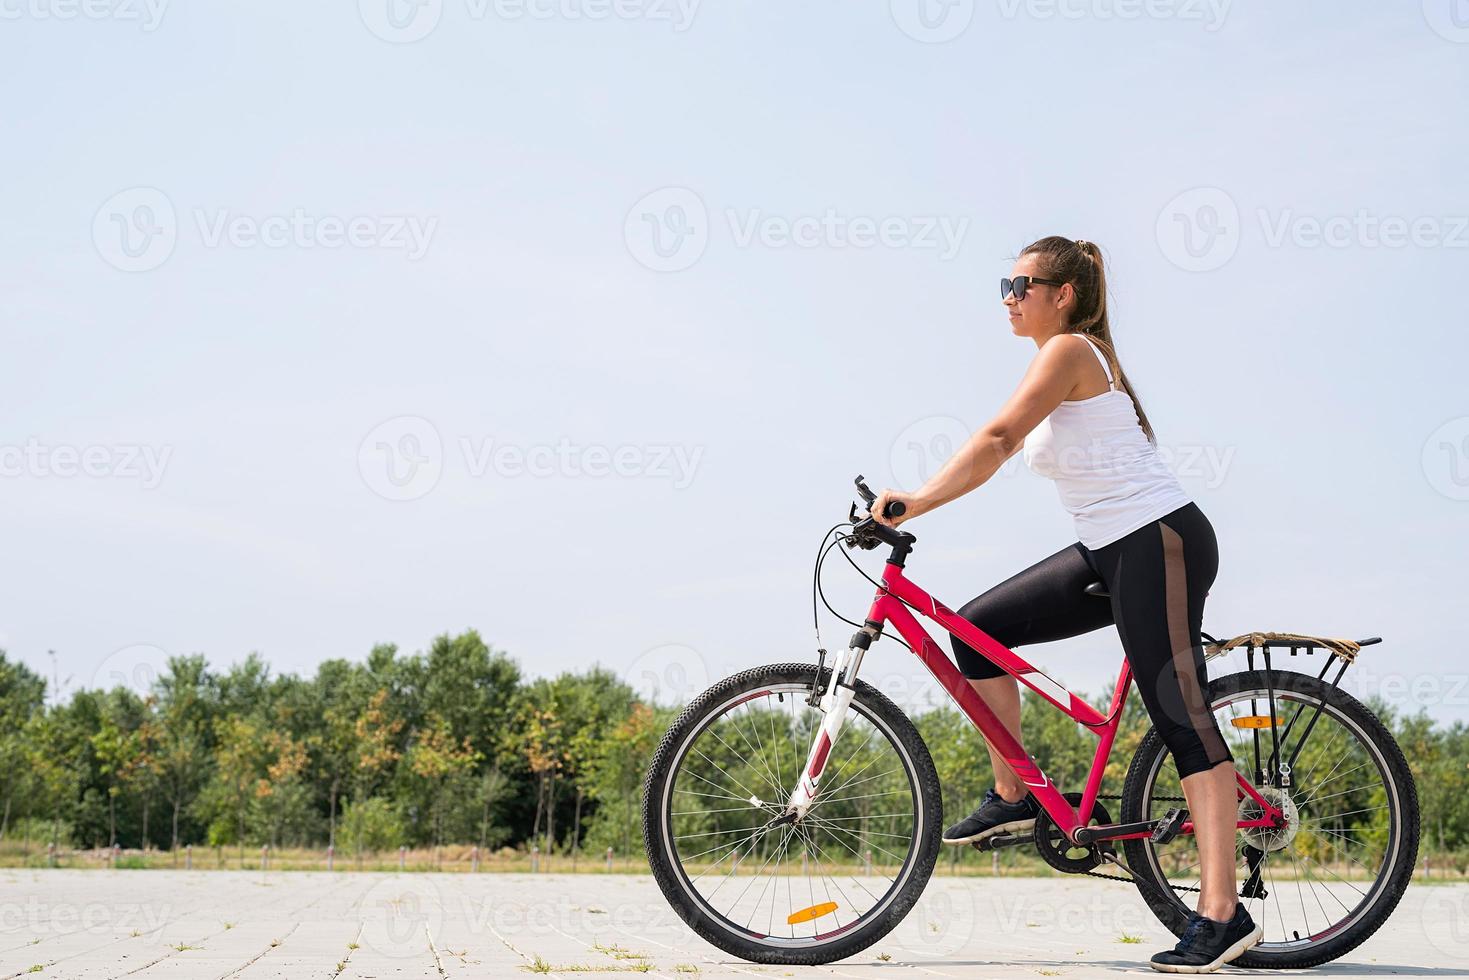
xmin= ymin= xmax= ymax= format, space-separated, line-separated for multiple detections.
xmin=2 ymin=2 xmax=1467 ymax=725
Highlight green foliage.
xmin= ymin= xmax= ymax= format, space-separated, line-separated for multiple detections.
xmin=1 ymin=638 xmax=1465 ymax=867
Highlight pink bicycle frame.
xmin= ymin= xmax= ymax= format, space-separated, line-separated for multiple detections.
xmin=795 ymin=558 xmax=1282 ymax=844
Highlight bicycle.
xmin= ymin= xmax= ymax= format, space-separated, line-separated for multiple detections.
xmin=642 ymin=475 xmax=1419 ymax=967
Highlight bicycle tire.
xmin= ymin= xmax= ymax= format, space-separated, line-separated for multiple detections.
xmin=641 ymin=662 xmax=943 ymax=965
xmin=1121 ymin=669 xmax=1419 ymax=969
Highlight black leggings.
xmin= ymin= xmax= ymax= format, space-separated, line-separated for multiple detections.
xmin=950 ymin=501 xmax=1232 ymax=780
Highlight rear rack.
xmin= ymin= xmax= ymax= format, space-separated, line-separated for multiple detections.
xmin=1199 ymin=631 xmax=1381 ymax=794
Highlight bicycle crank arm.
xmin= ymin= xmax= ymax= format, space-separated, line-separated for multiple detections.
xmin=1072 ymin=818 xmax=1172 ymax=845
xmin=970 ymin=830 xmax=1036 ymax=852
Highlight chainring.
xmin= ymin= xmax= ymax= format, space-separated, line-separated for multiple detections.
xmin=1034 ymin=791 xmax=1116 ymax=874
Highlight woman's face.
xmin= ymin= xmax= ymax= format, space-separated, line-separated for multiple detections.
xmin=1004 ymin=253 xmax=1068 ymax=339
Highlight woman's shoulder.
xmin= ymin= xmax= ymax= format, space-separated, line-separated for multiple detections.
xmin=1032 ymin=332 xmax=1100 ymax=376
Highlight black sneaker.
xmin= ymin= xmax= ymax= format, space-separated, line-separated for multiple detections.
xmin=941 ymin=786 xmax=1039 ymax=845
xmin=1149 ymin=904 xmax=1262 ymax=973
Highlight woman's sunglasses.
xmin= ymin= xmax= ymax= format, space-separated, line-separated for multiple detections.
xmin=1000 ymin=275 xmax=1064 ymax=300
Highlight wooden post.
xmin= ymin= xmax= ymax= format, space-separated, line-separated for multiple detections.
xmin=605 ymin=847 xmax=614 ymax=873
xmin=327 ymin=845 xmax=334 ymax=872
xmin=398 ymin=846 xmax=406 ymax=871
xmin=260 ymin=845 xmax=269 ymax=872
xmin=186 ymin=844 xmax=192 ymax=870
xmin=864 ymin=850 xmax=872 ymax=876
xmin=471 ymin=846 xmax=480 ymax=873
xmin=531 ymin=845 xmax=540 ymax=873
xmin=111 ymin=844 xmax=120 ymax=868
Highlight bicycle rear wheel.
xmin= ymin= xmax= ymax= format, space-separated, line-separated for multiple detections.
xmin=1122 ymin=669 xmax=1419 ymax=969
xmin=642 ymin=663 xmax=942 ymax=965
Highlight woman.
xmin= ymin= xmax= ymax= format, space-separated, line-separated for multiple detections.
xmin=870 ymin=236 xmax=1260 ymax=974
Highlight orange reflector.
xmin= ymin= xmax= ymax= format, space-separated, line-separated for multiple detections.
xmin=786 ymin=902 xmax=839 ymax=925
xmin=1231 ymin=715 xmax=1283 ymax=729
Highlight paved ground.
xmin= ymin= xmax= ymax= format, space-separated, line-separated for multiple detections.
xmin=0 ymin=871 xmax=1463 ymax=978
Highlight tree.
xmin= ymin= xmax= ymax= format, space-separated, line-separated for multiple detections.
xmin=0 ymin=654 xmax=46 ymax=839
xmin=154 ymin=656 xmax=214 ymax=852
xmin=405 ymin=713 xmax=479 ymax=853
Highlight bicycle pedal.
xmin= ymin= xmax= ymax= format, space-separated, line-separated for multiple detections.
xmin=1151 ymin=807 xmax=1189 ymax=845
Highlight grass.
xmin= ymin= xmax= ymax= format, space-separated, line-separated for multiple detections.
xmin=524 ymin=953 xmax=654 ymax=974
xmin=1116 ymin=934 xmax=1144 ymax=944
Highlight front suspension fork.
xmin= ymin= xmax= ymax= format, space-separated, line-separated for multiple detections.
xmin=785 ymin=627 xmax=875 ymax=819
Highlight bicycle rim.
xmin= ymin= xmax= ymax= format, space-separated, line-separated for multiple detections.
xmin=656 ymin=681 xmax=924 ymax=953
xmin=1136 ymin=683 xmax=1405 ymax=956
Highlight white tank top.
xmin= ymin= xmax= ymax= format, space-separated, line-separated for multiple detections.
xmin=1022 ymin=335 xmax=1191 ymax=549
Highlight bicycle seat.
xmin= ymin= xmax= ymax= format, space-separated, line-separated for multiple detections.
xmin=1083 ymin=581 xmax=1109 ymax=598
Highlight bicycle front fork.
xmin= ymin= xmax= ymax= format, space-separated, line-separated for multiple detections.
xmin=785 ymin=627 xmax=876 ymax=819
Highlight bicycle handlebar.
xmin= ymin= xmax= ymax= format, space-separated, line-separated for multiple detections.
xmin=853 ymin=474 xmax=906 ymax=520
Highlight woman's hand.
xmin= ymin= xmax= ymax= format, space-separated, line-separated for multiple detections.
xmin=870 ymin=488 xmax=919 ymax=528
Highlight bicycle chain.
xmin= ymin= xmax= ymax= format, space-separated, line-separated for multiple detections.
xmin=1078 ymin=794 xmax=1200 ymax=891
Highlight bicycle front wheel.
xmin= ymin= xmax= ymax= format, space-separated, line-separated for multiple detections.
xmin=1121 ymin=669 xmax=1419 ymax=969
xmin=641 ymin=663 xmax=942 ymax=965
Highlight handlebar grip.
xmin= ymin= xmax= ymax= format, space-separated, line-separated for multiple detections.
xmin=884 ymin=500 xmax=906 ymax=519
